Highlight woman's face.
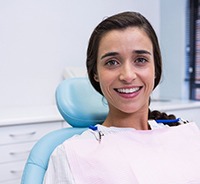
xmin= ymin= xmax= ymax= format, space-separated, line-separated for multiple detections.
xmin=95 ymin=27 xmax=155 ymax=114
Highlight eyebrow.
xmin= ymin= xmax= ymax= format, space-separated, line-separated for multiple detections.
xmin=133 ymin=50 xmax=151 ymax=55
xmin=100 ymin=50 xmax=151 ymax=60
xmin=100 ymin=52 xmax=119 ymax=60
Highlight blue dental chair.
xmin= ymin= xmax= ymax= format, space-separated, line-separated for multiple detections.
xmin=21 ymin=77 xmax=108 ymax=184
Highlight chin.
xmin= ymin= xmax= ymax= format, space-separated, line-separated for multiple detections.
xmin=118 ymin=103 xmax=147 ymax=114
xmin=118 ymin=107 xmax=140 ymax=114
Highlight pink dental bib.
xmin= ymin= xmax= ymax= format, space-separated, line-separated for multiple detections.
xmin=63 ymin=122 xmax=200 ymax=184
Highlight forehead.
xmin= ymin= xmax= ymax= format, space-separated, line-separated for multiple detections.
xmin=98 ymin=27 xmax=153 ymax=54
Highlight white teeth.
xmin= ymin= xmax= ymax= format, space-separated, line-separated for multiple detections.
xmin=117 ymin=87 xmax=140 ymax=93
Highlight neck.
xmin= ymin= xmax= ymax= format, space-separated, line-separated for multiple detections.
xmin=102 ymin=109 xmax=149 ymax=130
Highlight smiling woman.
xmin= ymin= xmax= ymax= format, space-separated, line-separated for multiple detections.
xmin=43 ymin=11 xmax=200 ymax=184
xmin=86 ymin=12 xmax=166 ymax=129
xmin=93 ymin=27 xmax=155 ymax=127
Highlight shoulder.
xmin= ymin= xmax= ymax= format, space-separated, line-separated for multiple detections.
xmin=44 ymin=144 xmax=75 ymax=183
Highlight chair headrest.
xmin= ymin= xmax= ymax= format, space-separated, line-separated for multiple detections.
xmin=56 ymin=77 xmax=108 ymax=127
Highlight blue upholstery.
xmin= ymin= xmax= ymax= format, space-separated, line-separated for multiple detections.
xmin=56 ymin=77 xmax=108 ymax=127
xmin=21 ymin=77 xmax=108 ymax=184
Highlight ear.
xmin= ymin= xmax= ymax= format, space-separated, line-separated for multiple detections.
xmin=94 ymin=73 xmax=99 ymax=82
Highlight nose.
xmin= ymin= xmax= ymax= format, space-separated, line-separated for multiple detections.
xmin=119 ymin=63 xmax=136 ymax=83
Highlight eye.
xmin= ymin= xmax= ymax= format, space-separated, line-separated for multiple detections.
xmin=135 ymin=57 xmax=148 ymax=64
xmin=105 ymin=59 xmax=119 ymax=67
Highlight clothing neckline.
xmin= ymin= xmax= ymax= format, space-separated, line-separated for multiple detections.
xmin=92 ymin=120 xmax=167 ymax=134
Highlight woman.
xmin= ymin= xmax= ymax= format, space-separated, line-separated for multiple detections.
xmin=44 ymin=11 xmax=200 ymax=183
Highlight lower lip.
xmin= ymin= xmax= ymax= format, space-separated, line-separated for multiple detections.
xmin=116 ymin=88 xmax=141 ymax=99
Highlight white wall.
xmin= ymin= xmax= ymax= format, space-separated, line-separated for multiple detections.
xmin=0 ymin=0 xmax=160 ymax=108
xmin=159 ymin=0 xmax=188 ymax=100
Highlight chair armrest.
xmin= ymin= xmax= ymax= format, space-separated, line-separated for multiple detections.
xmin=21 ymin=127 xmax=87 ymax=184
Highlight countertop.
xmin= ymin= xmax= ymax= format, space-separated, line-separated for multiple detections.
xmin=0 ymin=105 xmax=63 ymax=126
xmin=150 ymin=99 xmax=200 ymax=111
xmin=1 ymin=100 xmax=200 ymax=127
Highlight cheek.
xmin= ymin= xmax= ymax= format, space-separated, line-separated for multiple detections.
xmin=144 ymin=66 xmax=155 ymax=90
xmin=97 ymin=72 xmax=115 ymax=97
xmin=150 ymin=69 xmax=156 ymax=90
xmin=98 ymin=75 xmax=110 ymax=94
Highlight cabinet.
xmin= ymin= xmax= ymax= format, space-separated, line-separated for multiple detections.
xmin=0 ymin=106 xmax=64 ymax=184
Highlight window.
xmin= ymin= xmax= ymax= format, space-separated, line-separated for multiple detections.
xmin=188 ymin=0 xmax=200 ymax=100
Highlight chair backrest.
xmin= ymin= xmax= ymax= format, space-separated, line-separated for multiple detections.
xmin=21 ymin=77 xmax=108 ymax=184
xmin=56 ymin=77 xmax=108 ymax=127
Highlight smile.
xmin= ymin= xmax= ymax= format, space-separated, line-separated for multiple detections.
xmin=116 ymin=87 xmax=141 ymax=94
